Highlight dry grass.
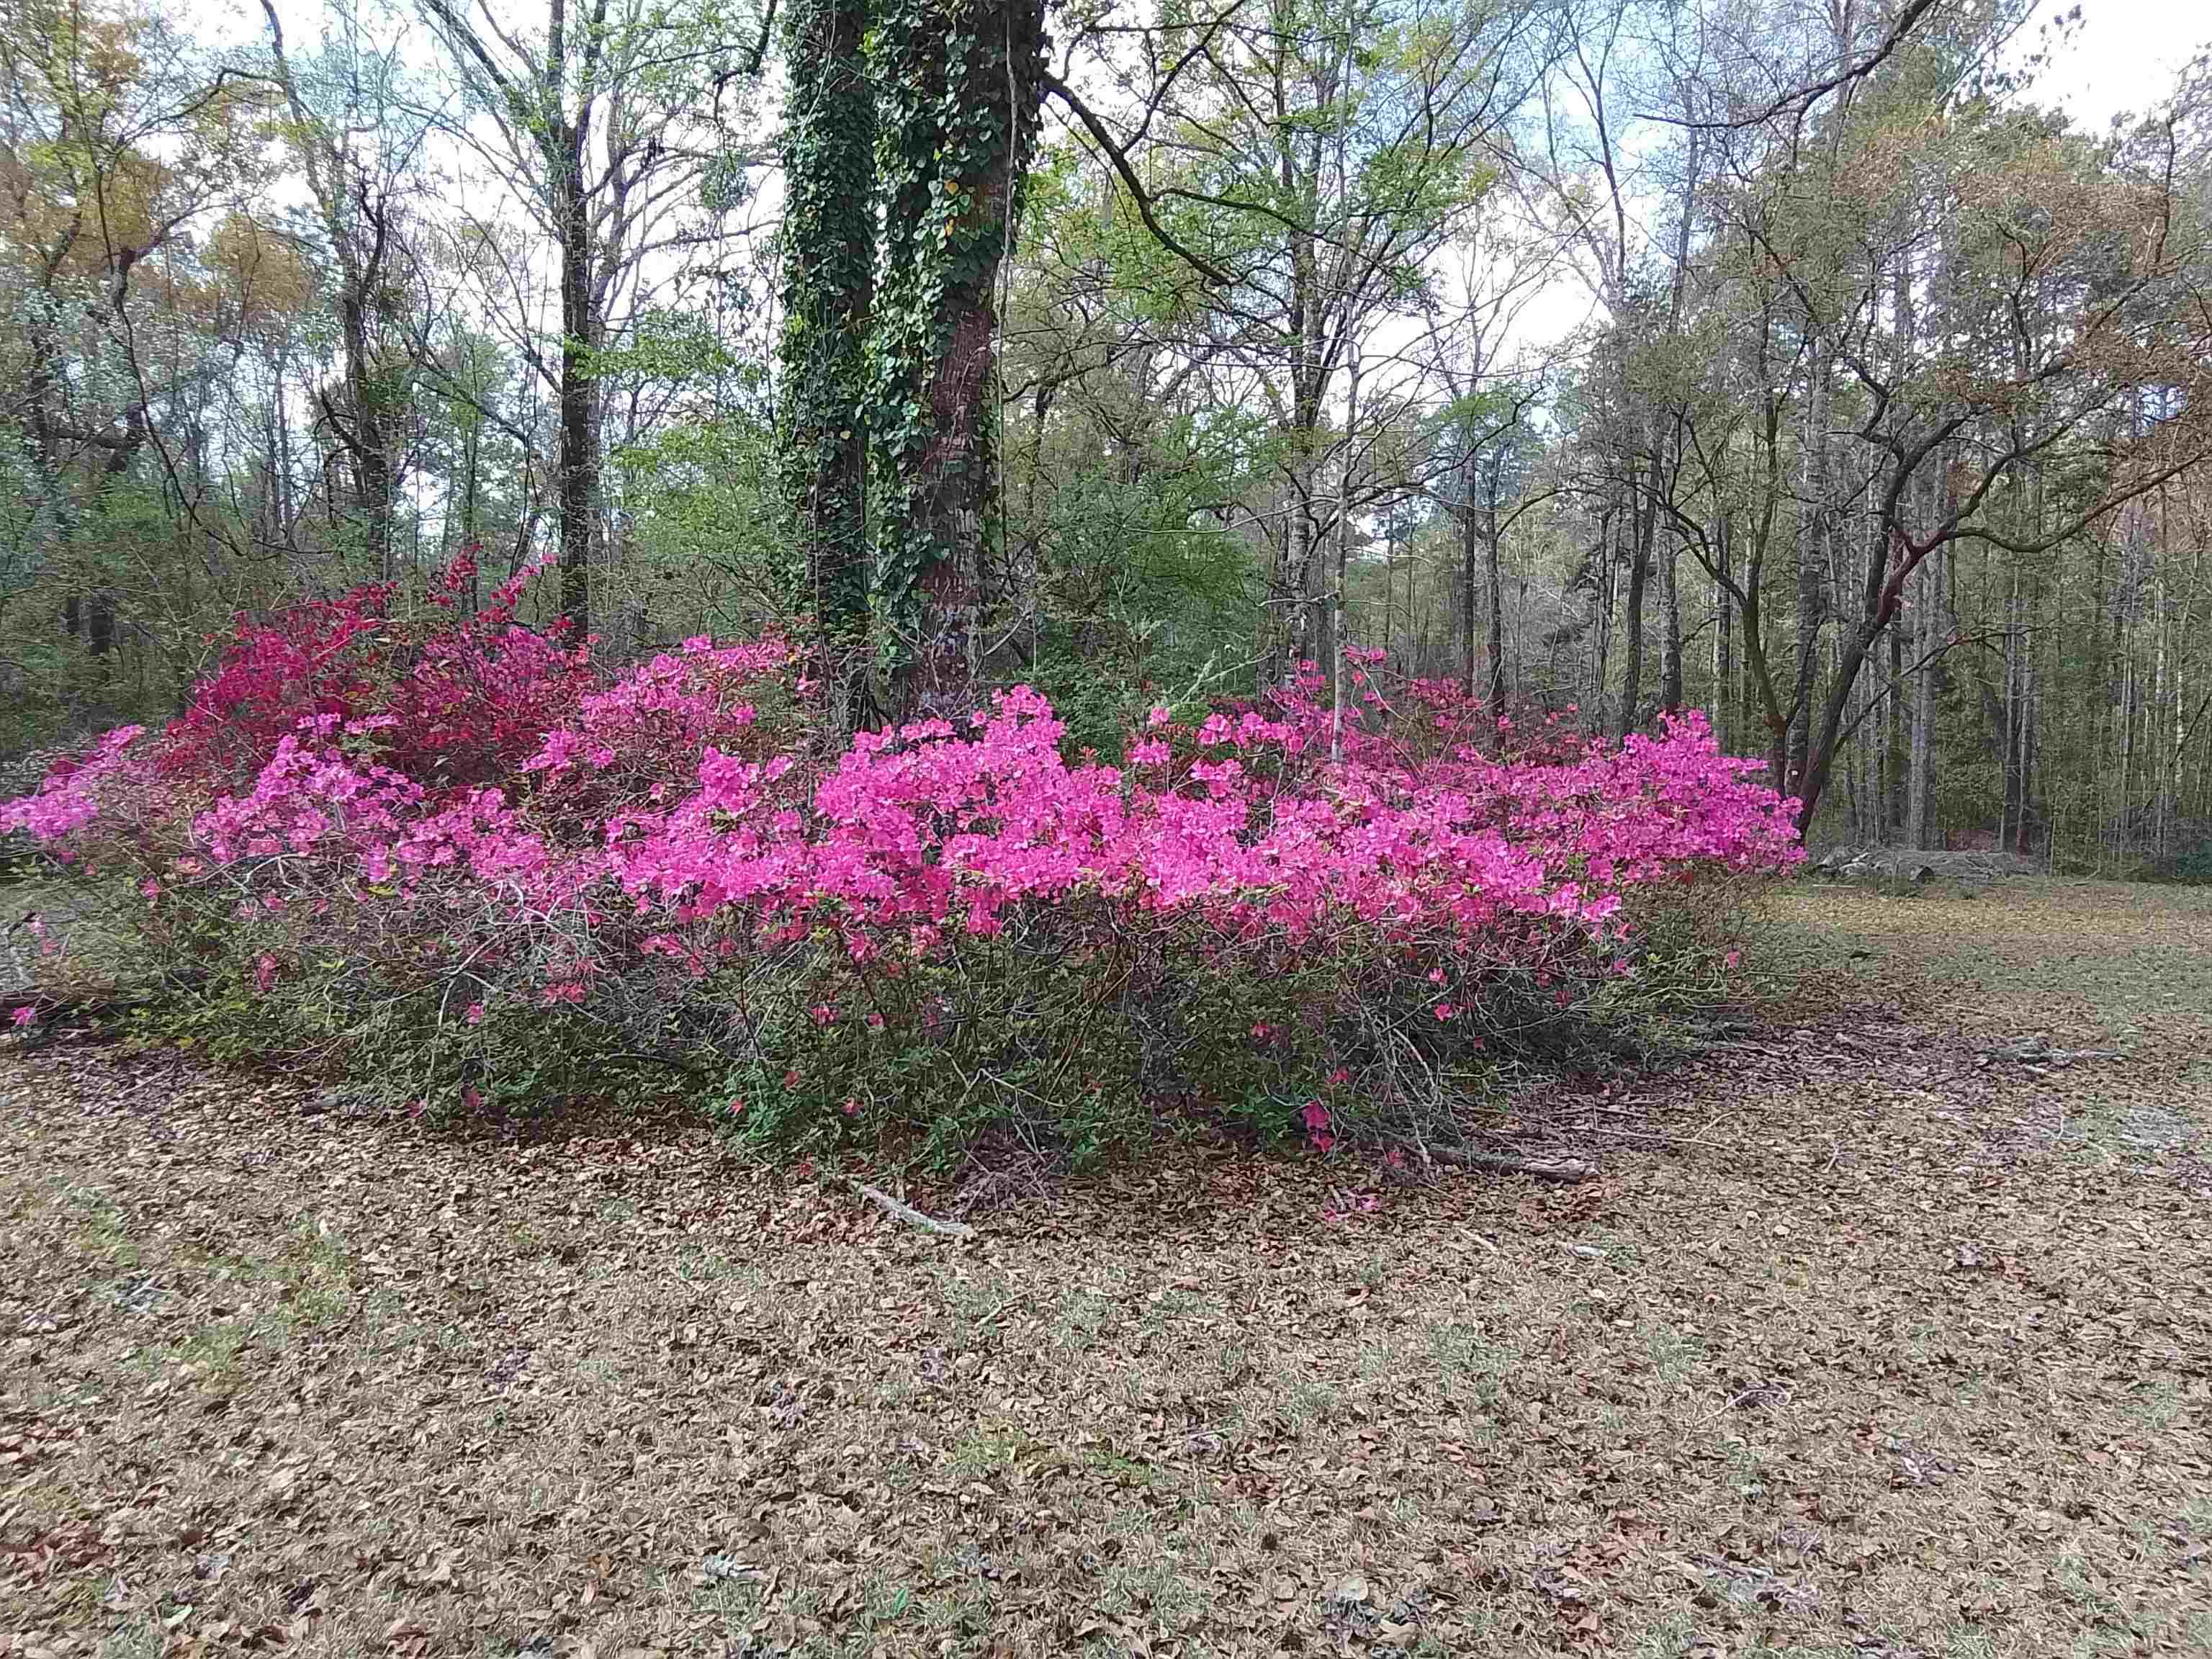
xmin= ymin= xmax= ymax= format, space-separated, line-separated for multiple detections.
xmin=3 ymin=878 xmax=2209 ymax=1658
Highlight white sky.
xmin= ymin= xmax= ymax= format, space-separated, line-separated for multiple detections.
xmin=2029 ymin=0 xmax=2210 ymax=128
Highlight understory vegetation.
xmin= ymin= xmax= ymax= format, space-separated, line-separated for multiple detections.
xmin=3 ymin=562 xmax=1797 ymax=1161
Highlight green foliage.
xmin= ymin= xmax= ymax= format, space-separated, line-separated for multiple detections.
xmin=616 ymin=412 xmax=791 ymax=638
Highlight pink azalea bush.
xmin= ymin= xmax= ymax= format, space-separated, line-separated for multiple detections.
xmin=2 ymin=562 xmax=1801 ymax=1159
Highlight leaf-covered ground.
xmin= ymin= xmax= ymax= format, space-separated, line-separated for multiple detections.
xmin=3 ymin=879 xmax=2208 ymax=1658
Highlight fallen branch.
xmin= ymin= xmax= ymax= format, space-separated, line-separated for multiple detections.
xmin=846 ymin=1179 xmax=976 ymax=1240
xmin=1427 ymin=1146 xmax=1596 ymax=1182
xmin=1973 ymin=1040 xmax=2121 ymax=1070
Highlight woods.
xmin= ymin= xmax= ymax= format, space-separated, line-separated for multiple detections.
xmin=2 ymin=0 xmax=2209 ymax=866
xmin=7 ymin=6 xmax=2212 ymax=1648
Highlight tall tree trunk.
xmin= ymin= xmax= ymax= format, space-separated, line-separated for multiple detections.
xmin=779 ymin=0 xmax=876 ymax=729
xmin=1660 ymin=540 xmax=1683 ymax=716
xmin=1789 ymin=359 xmax=1833 ymax=805
xmin=1904 ymin=565 xmax=1936 ymax=849
xmin=1712 ymin=511 xmax=1733 ymax=747
xmin=557 ymin=137 xmax=596 ymax=637
xmin=1616 ymin=454 xmax=1651 ymax=739
xmin=1459 ymin=446 xmax=1480 ymax=701
xmin=1484 ymin=455 xmax=1506 ymax=713
xmin=349 ymin=289 xmax=397 ymax=580
xmin=873 ymin=0 xmax=1048 ymax=720
xmin=1331 ymin=343 xmax=1359 ymax=759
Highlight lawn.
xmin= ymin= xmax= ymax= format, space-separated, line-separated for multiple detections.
xmin=3 ymin=879 xmax=2208 ymax=1657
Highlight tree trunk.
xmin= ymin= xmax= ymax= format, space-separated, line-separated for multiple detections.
xmin=1485 ymin=462 xmax=1506 ymax=713
xmin=350 ymin=289 xmax=397 ymax=582
xmin=557 ymin=133 xmax=596 ymax=637
xmin=779 ymin=0 xmax=876 ymax=729
xmin=1712 ymin=510 xmax=1733 ymax=747
xmin=873 ymin=0 xmax=1048 ymax=720
xmin=1459 ymin=445 xmax=1480 ymax=701
xmin=1616 ymin=454 xmax=1650 ymax=741
xmin=1904 ymin=493 xmax=1936 ymax=849
xmin=1789 ymin=359 xmax=1833 ymax=804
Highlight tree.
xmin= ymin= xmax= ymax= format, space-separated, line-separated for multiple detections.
xmin=1707 ymin=53 xmax=2212 ymax=836
xmin=776 ymin=0 xmax=874 ymax=724
xmin=413 ymin=0 xmax=770 ymax=634
xmin=1048 ymin=0 xmax=1525 ymax=692
xmin=258 ymin=0 xmax=429 ymax=580
xmin=868 ymin=0 xmax=1049 ymax=717
xmin=0 ymin=0 xmax=268 ymax=675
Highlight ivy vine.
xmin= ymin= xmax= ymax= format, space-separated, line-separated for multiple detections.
xmin=776 ymin=0 xmax=877 ymax=705
xmin=776 ymin=0 xmax=1047 ymax=717
xmin=866 ymin=0 xmax=1047 ymax=711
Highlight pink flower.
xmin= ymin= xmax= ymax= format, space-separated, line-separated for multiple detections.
xmin=811 ymin=1002 xmax=838 ymax=1027
xmin=9 ymin=1006 xmax=35 ymax=1028
xmin=1724 ymin=950 xmax=1742 ymax=971
xmin=1301 ymin=1100 xmax=1329 ymax=1133
xmin=1147 ymin=705 xmax=1172 ymax=728
xmin=1434 ymin=1004 xmax=1456 ymax=1021
xmin=464 ymin=1002 xmax=486 ymax=1026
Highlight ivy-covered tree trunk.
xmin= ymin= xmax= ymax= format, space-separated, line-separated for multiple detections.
xmin=871 ymin=0 xmax=1047 ymax=721
xmin=557 ymin=149 xmax=597 ymax=638
xmin=778 ymin=0 xmax=876 ymax=728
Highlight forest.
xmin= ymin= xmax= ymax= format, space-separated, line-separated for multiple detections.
xmin=1 ymin=0 xmax=2208 ymax=870
xmin=6 ymin=4 xmax=2212 ymax=1652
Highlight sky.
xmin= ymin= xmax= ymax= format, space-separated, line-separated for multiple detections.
xmin=2028 ymin=0 xmax=2210 ymax=128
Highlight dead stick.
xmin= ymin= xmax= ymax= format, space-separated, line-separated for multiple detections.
xmin=1428 ymin=1146 xmax=1596 ymax=1182
xmin=847 ymin=1179 xmax=976 ymax=1239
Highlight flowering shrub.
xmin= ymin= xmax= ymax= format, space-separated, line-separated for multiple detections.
xmin=2 ymin=565 xmax=1802 ymax=1160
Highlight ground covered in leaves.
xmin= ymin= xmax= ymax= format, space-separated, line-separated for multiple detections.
xmin=4 ymin=879 xmax=2209 ymax=1658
